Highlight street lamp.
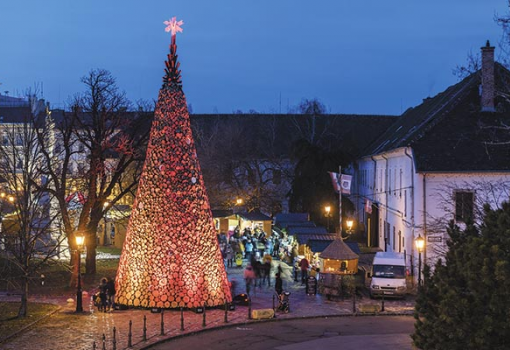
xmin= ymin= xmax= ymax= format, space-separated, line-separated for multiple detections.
xmin=236 ymin=198 xmax=243 ymax=206
xmin=415 ymin=235 xmax=425 ymax=286
xmin=324 ymin=206 xmax=331 ymax=232
xmin=75 ymin=232 xmax=85 ymax=313
xmin=346 ymin=219 xmax=354 ymax=234
xmin=103 ymin=202 xmax=110 ymax=246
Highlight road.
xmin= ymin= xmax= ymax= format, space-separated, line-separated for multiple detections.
xmin=149 ymin=316 xmax=415 ymax=350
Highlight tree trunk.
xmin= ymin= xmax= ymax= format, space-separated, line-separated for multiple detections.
xmin=85 ymin=235 xmax=97 ymax=275
xmin=18 ymin=275 xmax=29 ymax=318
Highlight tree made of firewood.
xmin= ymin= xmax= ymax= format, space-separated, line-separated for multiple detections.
xmin=115 ymin=23 xmax=231 ymax=308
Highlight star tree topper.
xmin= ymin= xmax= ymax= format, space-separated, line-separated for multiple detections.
xmin=164 ymin=17 xmax=184 ymax=36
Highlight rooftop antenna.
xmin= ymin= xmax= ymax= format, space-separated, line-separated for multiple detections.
xmin=279 ymin=92 xmax=282 ymax=114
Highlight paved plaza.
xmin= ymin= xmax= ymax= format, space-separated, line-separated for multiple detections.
xmin=0 ymin=264 xmax=415 ymax=350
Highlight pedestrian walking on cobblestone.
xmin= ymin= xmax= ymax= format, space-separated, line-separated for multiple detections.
xmin=275 ymin=273 xmax=283 ymax=295
xmin=106 ymin=277 xmax=116 ymax=310
xmin=299 ymin=257 xmax=310 ymax=285
xmin=244 ymin=264 xmax=256 ymax=295
xmin=98 ymin=278 xmax=108 ymax=312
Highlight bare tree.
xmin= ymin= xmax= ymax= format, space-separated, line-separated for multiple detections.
xmin=35 ymin=69 xmax=150 ymax=275
xmin=289 ymin=98 xmax=332 ymax=146
xmin=0 ymin=114 xmax=63 ymax=318
xmin=192 ymin=115 xmax=291 ymax=215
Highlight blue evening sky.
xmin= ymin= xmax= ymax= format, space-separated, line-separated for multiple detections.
xmin=0 ymin=1 xmax=507 ymax=115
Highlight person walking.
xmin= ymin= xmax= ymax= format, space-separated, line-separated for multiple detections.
xmin=244 ymin=264 xmax=256 ymax=296
xmin=225 ymin=243 xmax=235 ymax=268
xmin=98 ymin=278 xmax=108 ymax=312
xmin=275 ymin=273 xmax=283 ymax=296
xmin=293 ymin=259 xmax=299 ymax=282
xmin=299 ymin=257 xmax=310 ymax=285
xmin=106 ymin=277 xmax=116 ymax=310
xmin=245 ymin=240 xmax=254 ymax=262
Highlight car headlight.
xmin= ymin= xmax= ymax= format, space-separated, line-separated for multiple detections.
xmin=371 ymin=285 xmax=380 ymax=289
xmin=397 ymin=286 xmax=406 ymax=291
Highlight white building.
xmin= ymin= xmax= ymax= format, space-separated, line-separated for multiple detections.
xmin=352 ymin=41 xmax=510 ymax=277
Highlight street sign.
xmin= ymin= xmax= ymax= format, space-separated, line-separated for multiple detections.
xmin=427 ymin=236 xmax=442 ymax=243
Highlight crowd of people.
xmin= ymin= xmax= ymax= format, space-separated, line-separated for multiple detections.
xmin=218 ymin=226 xmax=320 ymax=299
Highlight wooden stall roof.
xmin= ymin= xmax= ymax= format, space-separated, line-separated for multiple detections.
xmin=320 ymin=239 xmax=359 ymax=260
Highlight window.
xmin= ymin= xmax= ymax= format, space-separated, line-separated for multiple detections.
xmin=455 ymin=191 xmax=474 ymax=222
xmin=388 ymin=168 xmax=392 ymax=193
xmin=399 ymin=169 xmax=403 ymax=197
xmin=392 ymin=226 xmax=396 ymax=251
xmin=394 ymin=169 xmax=397 ymax=196
xmin=404 ymin=190 xmax=407 ymax=217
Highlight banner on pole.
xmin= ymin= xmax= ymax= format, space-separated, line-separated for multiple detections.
xmin=365 ymin=198 xmax=372 ymax=214
xmin=328 ymin=172 xmax=341 ymax=193
xmin=340 ymin=175 xmax=352 ymax=194
xmin=328 ymin=172 xmax=352 ymax=194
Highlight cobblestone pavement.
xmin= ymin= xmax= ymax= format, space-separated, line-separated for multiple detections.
xmin=0 ymin=263 xmax=415 ymax=350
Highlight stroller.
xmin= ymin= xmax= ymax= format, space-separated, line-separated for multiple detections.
xmin=277 ymin=291 xmax=291 ymax=313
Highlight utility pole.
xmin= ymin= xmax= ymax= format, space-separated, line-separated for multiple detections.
xmin=338 ymin=165 xmax=342 ymax=238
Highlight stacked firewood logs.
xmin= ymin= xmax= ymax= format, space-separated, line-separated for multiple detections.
xmin=115 ymin=40 xmax=231 ymax=308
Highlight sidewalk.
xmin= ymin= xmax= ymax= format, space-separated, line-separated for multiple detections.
xmin=0 ymin=264 xmax=415 ymax=350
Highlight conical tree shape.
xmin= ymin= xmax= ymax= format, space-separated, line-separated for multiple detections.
xmin=115 ymin=34 xmax=231 ymax=308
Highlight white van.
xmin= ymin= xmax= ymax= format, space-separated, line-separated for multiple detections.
xmin=369 ymin=252 xmax=407 ymax=298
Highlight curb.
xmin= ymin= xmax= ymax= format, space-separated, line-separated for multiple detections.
xmin=134 ymin=311 xmax=414 ymax=350
xmin=0 ymin=303 xmax=62 ymax=344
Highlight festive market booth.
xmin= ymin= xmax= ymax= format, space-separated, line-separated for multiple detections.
xmin=212 ymin=210 xmax=238 ymax=237
xmin=287 ymin=226 xmax=328 ymax=256
xmin=319 ymin=239 xmax=359 ymax=274
xmin=318 ymin=239 xmax=360 ymax=298
xmin=294 ymin=234 xmax=338 ymax=267
xmin=237 ymin=211 xmax=272 ymax=235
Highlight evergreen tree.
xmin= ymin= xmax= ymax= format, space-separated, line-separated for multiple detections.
xmin=413 ymin=203 xmax=510 ymax=349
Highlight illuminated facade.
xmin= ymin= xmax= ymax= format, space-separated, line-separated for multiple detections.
xmin=115 ymin=22 xmax=232 ymax=308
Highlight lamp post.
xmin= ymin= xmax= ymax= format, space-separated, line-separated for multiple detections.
xmin=346 ymin=219 xmax=354 ymax=235
xmin=103 ymin=202 xmax=110 ymax=246
xmin=324 ymin=206 xmax=331 ymax=232
xmin=415 ymin=235 xmax=425 ymax=286
xmin=233 ymin=197 xmax=243 ymax=215
xmin=0 ymin=191 xmax=5 ymax=251
xmin=75 ymin=232 xmax=85 ymax=313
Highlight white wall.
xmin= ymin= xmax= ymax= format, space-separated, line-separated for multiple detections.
xmin=355 ymin=146 xmax=510 ymax=279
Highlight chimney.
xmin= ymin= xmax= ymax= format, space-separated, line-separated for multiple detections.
xmin=481 ymin=40 xmax=495 ymax=112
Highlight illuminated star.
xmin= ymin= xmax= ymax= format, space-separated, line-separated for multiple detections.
xmin=164 ymin=17 xmax=184 ymax=36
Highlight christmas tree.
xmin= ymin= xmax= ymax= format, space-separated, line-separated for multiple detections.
xmin=115 ymin=18 xmax=232 ymax=308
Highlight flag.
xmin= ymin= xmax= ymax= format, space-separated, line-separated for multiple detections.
xmin=340 ymin=174 xmax=352 ymax=194
xmin=329 ymin=172 xmax=352 ymax=194
xmin=365 ymin=198 xmax=372 ymax=214
xmin=328 ymin=172 xmax=341 ymax=193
